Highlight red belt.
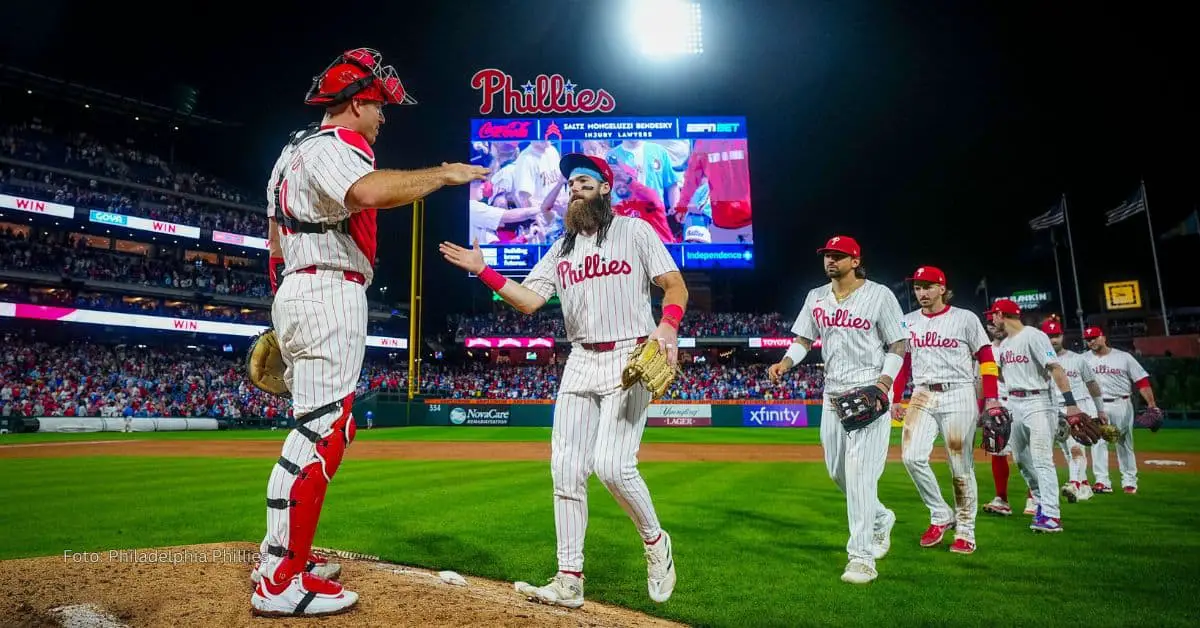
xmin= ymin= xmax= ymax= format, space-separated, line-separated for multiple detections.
xmin=1008 ymin=389 xmax=1046 ymax=398
xmin=582 ymin=336 xmax=647 ymax=352
xmin=294 ymin=266 xmax=366 ymax=286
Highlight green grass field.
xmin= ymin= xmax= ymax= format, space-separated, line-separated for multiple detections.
xmin=2 ymin=427 xmax=1198 ymax=627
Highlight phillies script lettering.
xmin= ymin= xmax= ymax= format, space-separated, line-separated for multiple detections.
xmin=1093 ymin=365 xmax=1126 ymax=376
xmin=557 ymin=254 xmax=632 ymax=288
xmin=477 ymin=120 xmax=533 ymax=139
xmin=471 ymin=69 xmax=617 ymax=115
xmin=1001 ymin=350 xmax=1030 ymax=365
xmin=909 ymin=330 xmax=959 ymax=348
xmin=812 ymin=307 xmax=871 ymax=330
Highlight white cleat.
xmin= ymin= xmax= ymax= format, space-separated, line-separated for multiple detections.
xmin=1023 ymin=497 xmax=1038 ymax=516
xmin=841 ymin=560 xmax=877 ymax=584
xmin=251 ymin=553 xmax=341 ymax=584
xmin=1077 ymin=484 xmax=1094 ymax=501
xmin=1062 ymin=483 xmax=1078 ymax=504
xmin=251 ymin=572 xmax=358 ymax=617
xmin=982 ymin=497 xmax=1012 ymax=516
xmin=871 ymin=509 xmax=896 ymax=560
xmin=515 ymin=572 xmax=585 ymax=609
xmin=645 ymin=531 xmax=677 ymax=603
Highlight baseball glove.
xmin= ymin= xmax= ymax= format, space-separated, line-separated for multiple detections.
xmin=247 ymin=328 xmax=290 ymax=398
xmin=830 ymin=385 xmax=890 ymax=432
xmin=1063 ymin=410 xmax=1103 ymax=446
xmin=1098 ymin=422 xmax=1121 ymax=443
xmin=621 ymin=340 xmax=679 ymax=400
xmin=1135 ymin=407 xmax=1164 ymax=432
xmin=978 ymin=405 xmax=1013 ymax=454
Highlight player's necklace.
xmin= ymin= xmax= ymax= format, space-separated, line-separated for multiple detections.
xmin=832 ymin=281 xmax=862 ymax=303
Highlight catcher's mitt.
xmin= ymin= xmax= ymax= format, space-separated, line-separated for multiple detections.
xmin=621 ymin=340 xmax=679 ymax=400
xmin=1135 ymin=407 xmax=1164 ymax=432
xmin=830 ymin=385 xmax=890 ymax=432
xmin=247 ymin=328 xmax=290 ymax=398
xmin=1063 ymin=410 xmax=1103 ymax=446
xmin=978 ymin=405 xmax=1012 ymax=454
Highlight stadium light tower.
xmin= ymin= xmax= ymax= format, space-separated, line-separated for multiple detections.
xmin=629 ymin=0 xmax=704 ymax=57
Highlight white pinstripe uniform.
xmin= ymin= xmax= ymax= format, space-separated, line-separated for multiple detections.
xmin=791 ymin=280 xmax=906 ymax=569
xmin=255 ymin=125 xmax=376 ymax=583
xmin=521 ymin=216 xmax=678 ymax=573
xmin=1084 ymin=349 xmax=1149 ymax=489
xmin=996 ymin=328 xmax=1062 ymax=518
xmin=1051 ymin=350 xmax=1097 ymax=485
xmin=899 ymin=307 xmax=990 ymax=542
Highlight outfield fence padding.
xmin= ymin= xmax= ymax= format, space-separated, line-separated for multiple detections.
xmin=31 ymin=417 xmax=221 ymax=433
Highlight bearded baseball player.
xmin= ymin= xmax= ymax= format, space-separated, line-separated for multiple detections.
xmin=980 ymin=319 xmax=1015 ymax=516
xmin=439 ymin=153 xmax=686 ymax=609
xmin=769 ymin=236 xmax=906 ymax=584
xmin=1041 ymin=319 xmax=1106 ymax=503
xmin=250 ymin=48 xmax=487 ymax=617
xmin=987 ymin=299 xmax=1100 ymax=533
xmin=889 ymin=267 xmax=998 ymax=554
xmin=1082 ymin=326 xmax=1159 ymax=494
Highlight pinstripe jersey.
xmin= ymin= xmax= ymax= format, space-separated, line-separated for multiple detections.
xmin=791 ymin=280 xmax=906 ymax=394
xmin=900 ymin=306 xmax=990 ymax=385
xmin=522 ymin=216 xmax=678 ymax=344
xmin=993 ymin=339 xmax=1008 ymax=398
xmin=1083 ymin=348 xmax=1148 ymax=397
xmin=266 ymin=125 xmax=377 ymax=285
xmin=1053 ymin=349 xmax=1096 ymax=404
xmin=996 ymin=327 xmax=1059 ymax=392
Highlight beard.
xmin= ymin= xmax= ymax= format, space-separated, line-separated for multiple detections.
xmin=564 ymin=194 xmax=612 ymax=235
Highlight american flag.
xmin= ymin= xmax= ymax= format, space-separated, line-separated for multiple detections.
xmin=1105 ymin=186 xmax=1146 ymax=226
xmin=1029 ymin=199 xmax=1065 ymax=230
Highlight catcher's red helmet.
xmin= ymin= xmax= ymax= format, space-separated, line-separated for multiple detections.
xmin=305 ymin=48 xmax=416 ymax=107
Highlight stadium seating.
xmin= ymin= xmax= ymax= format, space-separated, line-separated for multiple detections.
xmin=452 ymin=310 xmax=792 ymax=339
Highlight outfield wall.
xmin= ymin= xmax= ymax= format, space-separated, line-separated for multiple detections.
xmin=374 ymin=399 xmax=825 ymax=428
xmin=24 ymin=417 xmax=222 ymax=433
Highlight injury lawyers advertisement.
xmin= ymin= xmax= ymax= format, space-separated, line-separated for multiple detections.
xmin=89 ymin=210 xmax=201 ymax=239
xmin=646 ymin=404 xmax=713 ymax=427
xmin=742 ymin=404 xmax=809 ymax=427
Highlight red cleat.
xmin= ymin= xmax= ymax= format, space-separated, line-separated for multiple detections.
xmin=919 ymin=522 xmax=955 ymax=547
xmin=949 ymin=538 xmax=976 ymax=554
xmin=1123 ymin=486 xmax=1138 ymax=494
xmin=1093 ymin=483 xmax=1114 ymax=494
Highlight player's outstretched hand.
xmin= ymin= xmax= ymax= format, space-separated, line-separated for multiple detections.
xmin=767 ymin=361 xmax=788 ymax=382
xmin=441 ymin=162 xmax=490 ymax=185
xmin=648 ymin=322 xmax=679 ymax=367
xmin=890 ymin=404 xmax=906 ymax=422
xmin=439 ymin=239 xmax=486 ymax=274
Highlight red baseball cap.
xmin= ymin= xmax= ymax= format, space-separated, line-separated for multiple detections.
xmin=560 ymin=153 xmax=613 ymax=185
xmin=1041 ymin=319 xmax=1063 ymax=335
xmin=817 ymin=235 xmax=861 ymax=257
xmin=984 ymin=299 xmax=1021 ymax=316
xmin=911 ymin=266 xmax=946 ymax=285
xmin=1083 ymin=326 xmax=1105 ymax=339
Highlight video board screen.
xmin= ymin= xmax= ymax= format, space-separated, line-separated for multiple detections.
xmin=468 ymin=116 xmax=752 ymax=275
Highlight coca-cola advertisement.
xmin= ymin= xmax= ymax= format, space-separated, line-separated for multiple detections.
xmin=466 ymin=115 xmax=755 ymax=276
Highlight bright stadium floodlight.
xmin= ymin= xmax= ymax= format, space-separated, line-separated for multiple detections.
xmin=630 ymin=0 xmax=703 ymax=57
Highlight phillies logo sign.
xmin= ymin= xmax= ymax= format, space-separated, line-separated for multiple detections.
xmin=1001 ymin=350 xmax=1030 ymax=365
xmin=909 ymin=330 xmax=960 ymax=348
xmin=471 ymin=68 xmax=617 ymax=115
xmin=558 ymin=254 xmax=632 ymax=288
xmin=812 ymin=307 xmax=871 ymax=330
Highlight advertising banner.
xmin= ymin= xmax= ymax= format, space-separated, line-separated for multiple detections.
xmin=0 ymin=193 xmax=75 ymax=219
xmin=646 ymin=404 xmax=713 ymax=427
xmin=89 ymin=210 xmax=201 ymax=239
xmin=742 ymin=404 xmax=809 ymax=427
xmin=213 ymin=230 xmax=269 ymax=250
xmin=464 ymin=337 xmax=554 ymax=348
xmin=447 ymin=405 xmax=512 ymax=426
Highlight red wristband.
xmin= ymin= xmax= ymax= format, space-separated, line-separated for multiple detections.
xmin=661 ymin=304 xmax=683 ymax=330
xmin=479 ymin=266 xmax=507 ymax=292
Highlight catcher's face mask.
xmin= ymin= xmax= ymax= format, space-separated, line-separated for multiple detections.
xmin=305 ymin=48 xmax=417 ymax=107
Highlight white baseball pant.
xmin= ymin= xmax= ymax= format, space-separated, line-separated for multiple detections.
xmin=257 ymin=270 xmax=367 ymax=584
xmin=1092 ymin=397 xmax=1136 ymax=489
xmin=901 ymin=384 xmax=978 ymax=542
xmin=1059 ymin=399 xmax=1096 ymax=485
xmin=821 ymin=393 xmax=892 ymax=568
xmin=1007 ymin=393 xmax=1061 ymax=518
xmin=551 ymin=339 xmax=663 ymax=573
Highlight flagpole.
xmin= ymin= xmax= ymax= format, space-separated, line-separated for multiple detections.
xmin=1050 ymin=228 xmax=1068 ymax=325
xmin=1142 ymin=180 xmax=1170 ymax=335
xmin=1061 ymin=194 xmax=1086 ymax=334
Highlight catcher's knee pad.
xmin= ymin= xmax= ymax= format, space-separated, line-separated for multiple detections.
xmin=266 ymin=393 xmax=356 ymax=584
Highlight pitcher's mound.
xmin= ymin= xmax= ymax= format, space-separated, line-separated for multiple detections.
xmin=0 ymin=542 xmax=684 ymax=627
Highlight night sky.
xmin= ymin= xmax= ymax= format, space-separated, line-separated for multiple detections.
xmin=2 ymin=1 xmax=1194 ymax=327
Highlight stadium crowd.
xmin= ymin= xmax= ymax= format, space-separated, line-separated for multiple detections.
xmin=453 ymin=310 xmax=792 ymax=338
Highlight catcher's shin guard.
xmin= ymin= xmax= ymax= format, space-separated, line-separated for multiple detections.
xmin=263 ymin=393 xmax=356 ymax=586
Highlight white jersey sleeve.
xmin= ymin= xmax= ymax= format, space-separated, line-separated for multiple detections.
xmin=790 ymin=291 xmax=818 ymax=341
xmin=876 ymin=290 xmax=907 ymax=347
xmin=1126 ymin=353 xmax=1149 ymax=382
xmin=521 ymin=240 xmax=563 ymax=300
xmin=634 ymin=217 xmax=679 ymax=281
xmin=1030 ymin=330 xmax=1059 ymax=370
xmin=966 ymin=314 xmax=990 ymax=354
xmin=306 ymin=138 xmax=373 ymax=218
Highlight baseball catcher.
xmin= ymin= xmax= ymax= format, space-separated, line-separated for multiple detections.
xmin=978 ymin=405 xmax=1012 ymax=455
xmin=247 ymin=328 xmax=290 ymax=398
